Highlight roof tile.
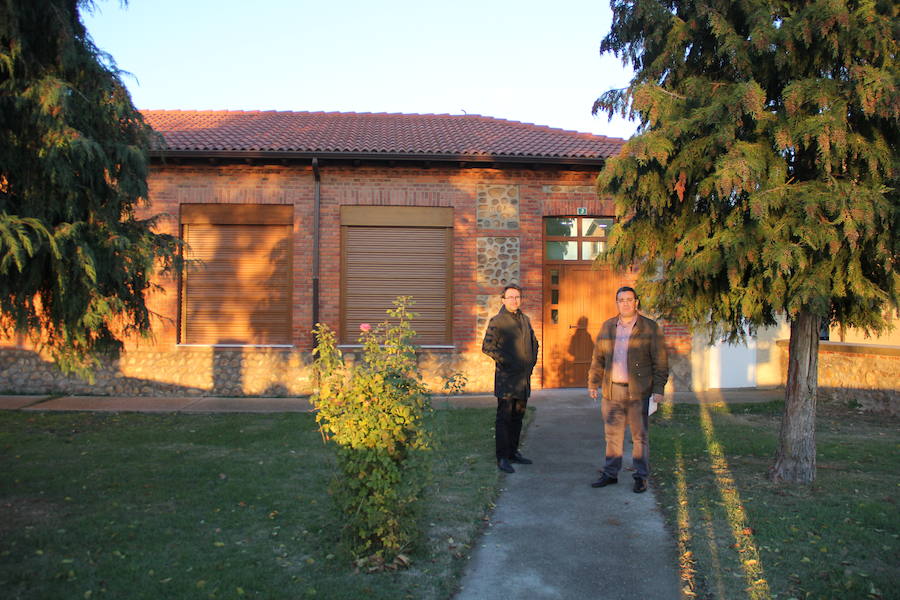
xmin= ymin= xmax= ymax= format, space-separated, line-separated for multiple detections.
xmin=140 ymin=110 xmax=623 ymax=161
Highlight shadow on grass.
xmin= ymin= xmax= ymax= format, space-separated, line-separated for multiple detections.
xmin=652 ymin=401 xmax=898 ymax=600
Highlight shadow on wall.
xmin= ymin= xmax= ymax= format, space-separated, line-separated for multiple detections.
xmin=0 ymin=348 xmax=209 ymax=397
xmin=170 ymin=214 xmax=308 ymax=397
xmin=0 ymin=346 xmax=315 ymax=398
xmin=776 ymin=340 xmax=900 ymax=416
xmin=0 ymin=346 xmax=497 ymax=397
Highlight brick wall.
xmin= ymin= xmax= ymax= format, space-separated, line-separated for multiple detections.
xmin=0 ymin=161 xmax=697 ymax=396
xmin=142 ymin=164 xmax=317 ymax=350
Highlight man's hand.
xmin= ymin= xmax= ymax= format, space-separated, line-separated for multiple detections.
xmin=651 ymin=393 xmax=663 ymax=403
xmin=589 ymin=388 xmax=599 ymax=399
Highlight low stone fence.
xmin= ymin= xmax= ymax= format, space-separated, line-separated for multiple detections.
xmin=0 ymin=344 xmax=693 ymax=399
xmin=777 ymin=340 xmax=900 ymax=416
xmin=0 ymin=346 xmax=497 ymax=398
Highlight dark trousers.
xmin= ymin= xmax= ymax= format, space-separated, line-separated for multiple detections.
xmin=495 ymin=396 xmax=527 ymax=460
xmin=601 ymin=383 xmax=650 ymax=479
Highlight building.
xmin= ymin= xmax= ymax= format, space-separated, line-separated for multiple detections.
xmin=0 ymin=110 xmax=692 ymax=396
xmin=2 ymin=110 xmax=893 ymax=409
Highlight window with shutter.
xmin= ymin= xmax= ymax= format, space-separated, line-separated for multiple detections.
xmin=341 ymin=207 xmax=453 ymax=345
xmin=180 ymin=205 xmax=293 ymax=345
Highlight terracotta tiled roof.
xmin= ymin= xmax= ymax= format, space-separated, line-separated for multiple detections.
xmin=141 ymin=110 xmax=623 ymax=163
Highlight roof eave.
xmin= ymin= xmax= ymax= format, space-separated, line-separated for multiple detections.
xmin=148 ymin=149 xmax=607 ymax=167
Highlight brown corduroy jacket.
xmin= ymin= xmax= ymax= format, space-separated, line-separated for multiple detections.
xmin=587 ymin=314 xmax=669 ymax=401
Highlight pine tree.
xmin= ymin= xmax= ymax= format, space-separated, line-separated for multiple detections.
xmin=594 ymin=0 xmax=898 ymax=483
xmin=0 ymin=0 xmax=181 ymax=379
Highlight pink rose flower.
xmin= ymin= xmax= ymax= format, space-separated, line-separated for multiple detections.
xmin=359 ymin=323 xmax=371 ymax=332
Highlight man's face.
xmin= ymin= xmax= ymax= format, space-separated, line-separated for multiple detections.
xmin=616 ymin=290 xmax=638 ymax=319
xmin=502 ymin=288 xmax=522 ymax=313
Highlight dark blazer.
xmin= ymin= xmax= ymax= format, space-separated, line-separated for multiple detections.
xmin=482 ymin=306 xmax=539 ymax=399
xmin=587 ymin=314 xmax=669 ymax=402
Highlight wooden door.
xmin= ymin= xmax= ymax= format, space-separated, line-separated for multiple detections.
xmin=542 ymin=265 xmax=621 ymax=388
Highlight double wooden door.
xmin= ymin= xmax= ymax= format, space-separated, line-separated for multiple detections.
xmin=542 ymin=264 xmax=623 ymax=388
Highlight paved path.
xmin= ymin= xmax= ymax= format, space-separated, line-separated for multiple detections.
xmin=454 ymin=389 xmax=685 ymax=600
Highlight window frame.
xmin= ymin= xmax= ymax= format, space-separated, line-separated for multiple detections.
xmin=543 ymin=216 xmax=614 ymax=264
xmin=178 ymin=203 xmax=294 ymax=347
xmin=340 ymin=206 xmax=454 ymax=347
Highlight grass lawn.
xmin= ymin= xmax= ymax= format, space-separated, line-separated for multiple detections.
xmin=0 ymin=407 xmax=501 ymax=600
xmin=651 ymin=400 xmax=899 ymax=600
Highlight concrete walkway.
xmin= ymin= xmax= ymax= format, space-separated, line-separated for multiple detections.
xmin=0 ymin=387 xmax=783 ymax=600
xmin=454 ymin=388 xmax=680 ymax=600
xmin=451 ymin=387 xmax=780 ymax=600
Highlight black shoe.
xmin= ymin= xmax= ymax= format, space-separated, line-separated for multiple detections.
xmin=497 ymin=458 xmax=515 ymax=473
xmin=633 ymin=478 xmax=648 ymax=493
xmin=510 ymin=452 xmax=533 ymax=465
xmin=591 ymin=474 xmax=618 ymax=488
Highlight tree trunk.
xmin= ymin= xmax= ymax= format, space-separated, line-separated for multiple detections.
xmin=769 ymin=310 xmax=819 ymax=484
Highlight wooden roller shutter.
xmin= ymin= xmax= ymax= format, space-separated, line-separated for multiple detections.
xmin=343 ymin=226 xmax=451 ymax=345
xmin=181 ymin=210 xmax=292 ymax=345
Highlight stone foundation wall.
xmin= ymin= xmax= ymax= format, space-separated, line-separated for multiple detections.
xmin=0 ymin=344 xmax=692 ymax=400
xmin=0 ymin=347 xmax=498 ymax=398
xmin=777 ymin=341 xmax=900 ymax=416
xmin=0 ymin=347 xmax=315 ymax=397
xmin=667 ymin=351 xmax=693 ymax=393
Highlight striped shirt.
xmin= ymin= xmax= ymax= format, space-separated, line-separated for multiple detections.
xmin=611 ymin=317 xmax=636 ymax=384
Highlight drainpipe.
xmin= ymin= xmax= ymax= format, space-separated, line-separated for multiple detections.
xmin=311 ymin=157 xmax=320 ymax=334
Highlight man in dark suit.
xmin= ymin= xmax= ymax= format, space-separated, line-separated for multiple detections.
xmin=482 ymin=284 xmax=539 ymax=473
xmin=588 ymin=286 xmax=668 ymax=493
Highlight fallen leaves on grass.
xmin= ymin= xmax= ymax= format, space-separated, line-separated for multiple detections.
xmin=354 ymin=553 xmax=412 ymax=573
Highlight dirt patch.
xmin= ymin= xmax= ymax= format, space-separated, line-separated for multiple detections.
xmin=713 ymin=408 xmax=780 ymax=426
xmin=725 ymin=403 xmax=898 ymax=439
xmin=0 ymin=497 xmax=62 ymax=534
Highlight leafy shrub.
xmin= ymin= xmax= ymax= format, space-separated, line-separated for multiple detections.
xmin=311 ymin=297 xmax=432 ymax=568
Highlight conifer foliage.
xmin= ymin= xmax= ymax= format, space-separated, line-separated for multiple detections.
xmin=0 ymin=1 xmax=181 ymax=378
xmin=594 ymin=1 xmax=898 ymax=483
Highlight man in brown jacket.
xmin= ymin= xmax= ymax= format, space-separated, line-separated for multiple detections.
xmin=588 ymin=286 xmax=668 ymax=493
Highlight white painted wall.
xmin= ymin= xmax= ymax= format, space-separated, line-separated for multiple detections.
xmin=829 ymin=310 xmax=900 ymax=346
xmin=708 ymin=337 xmax=756 ymax=388
xmin=689 ymin=311 xmax=899 ymax=391
xmin=756 ymin=320 xmax=790 ymax=387
xmin=690 ymin=320 xmax=789 ymax=390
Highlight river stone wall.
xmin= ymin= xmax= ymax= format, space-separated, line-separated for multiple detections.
xmin=476 ymin=236 xmax=520 ymax=287
xmin=777 ymin=341 xmax=900 ymax=416
xmin=476 ymin=184 xmax=519 ymax=229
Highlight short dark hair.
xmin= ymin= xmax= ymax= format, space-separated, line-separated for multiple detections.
xmin=616 ymin=286 xmax=638 ymax=300
xmin=501 ymin=284 xmax=523 ymax=298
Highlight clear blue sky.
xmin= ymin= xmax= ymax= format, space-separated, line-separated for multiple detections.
xmin=83 ymin=0 xmax=638 ymax=139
